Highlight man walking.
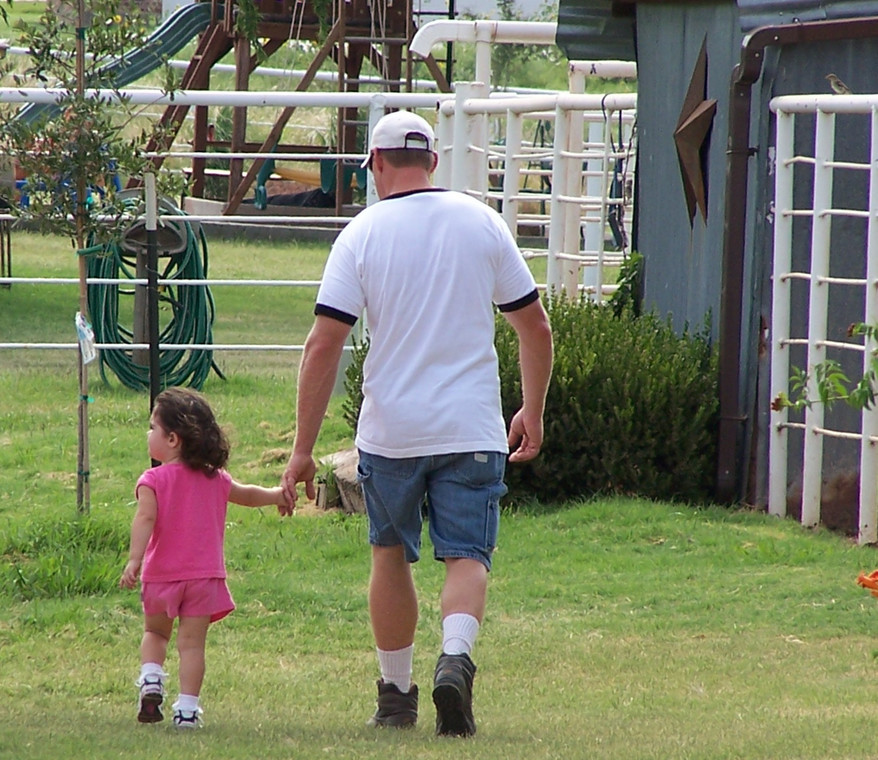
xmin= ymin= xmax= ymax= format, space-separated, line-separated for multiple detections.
xmin=281 ymin=110 xmax=553 ymax=736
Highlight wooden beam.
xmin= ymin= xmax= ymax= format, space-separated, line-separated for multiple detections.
xmin=126 ymin=23 xmax=232 ymax=188
xmin=228 ymin=36 xmax=252 ymax=202
xmin=223 ymin=22 xmax=343 ymax=215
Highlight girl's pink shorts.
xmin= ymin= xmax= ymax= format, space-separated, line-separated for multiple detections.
xmin=141 ymin=578 xmax=235 ymax=623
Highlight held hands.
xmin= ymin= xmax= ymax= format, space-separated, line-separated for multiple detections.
xmin=272 ymin=486 xmax=294 ymax=515
xmin=280 ymin=451 xmax=317 ymax=516
xmin=507 ymin=407 xmax=544 ymax=463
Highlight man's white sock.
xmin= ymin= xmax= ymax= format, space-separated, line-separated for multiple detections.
xmin=441 ymin=613 xmax=480 ymax=656
xmin=377 ymin=644 xmax=414 ymax=693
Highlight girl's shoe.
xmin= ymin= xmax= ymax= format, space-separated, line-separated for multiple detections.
xmin=136 ymin=674 xmax=165 ymax=723
xmin=172 ymin=706 xmax=203 ymax=729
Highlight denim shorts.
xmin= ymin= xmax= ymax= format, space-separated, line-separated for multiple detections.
xmin=357 ymin=450 xmax=508 ymax=570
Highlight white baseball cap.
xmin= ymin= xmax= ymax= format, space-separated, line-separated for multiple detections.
xmin=361 ymin=111 xmax=436 ymax=168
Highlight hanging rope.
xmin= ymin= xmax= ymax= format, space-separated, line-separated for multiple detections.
xmin=290 ymin=0 xmax=306 ymax=49
xmin=602 ymin=96 xmax=635 ymax=252
xmin=83 ymin=194 xmax=221 ymax=391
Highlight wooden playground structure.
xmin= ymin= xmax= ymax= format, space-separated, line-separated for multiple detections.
xmin=136 ymin=0 xmax=452 ymax=216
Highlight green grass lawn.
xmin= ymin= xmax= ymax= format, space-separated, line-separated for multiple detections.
xmin=4 ymin=230 xmax=878 ymax=759
xmin=1 ymin=0 xmax=43 ymax=27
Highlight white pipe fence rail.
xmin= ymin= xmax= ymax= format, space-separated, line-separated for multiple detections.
xmin=769 ymin=94 xmax=878 ymax=545
xmin=0 ymin=274 xmax=320 ymax=353
xmin=1 ymin=78 xmax=636 ymax=356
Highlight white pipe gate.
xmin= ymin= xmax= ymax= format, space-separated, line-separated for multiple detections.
xmin=769 ymin=94 xmax=878 ymax=544
xmin=435 ymin=86 xmax=637 ymax=299
xmin=1 ymin=24 xmax=637 ymax=360
xmin=0 ymin=80 xmax=636 ymax=301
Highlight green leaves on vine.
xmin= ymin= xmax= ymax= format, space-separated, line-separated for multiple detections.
xmin=772 ymin=322 xmax=878 ymax=412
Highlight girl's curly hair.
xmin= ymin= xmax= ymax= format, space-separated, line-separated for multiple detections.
xmin=152 ymin=387 xmax=230 ymax=475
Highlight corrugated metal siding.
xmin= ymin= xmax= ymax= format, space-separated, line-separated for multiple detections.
xmin=632 ymin=2 xmax=750 ymax=499
xmin=633 ymin=1 xmax=739 ymax=342
xmin=737 ymin=0 xmax=878 ymax=30
xmin=555 ymin=0 xmax=636 ymax=61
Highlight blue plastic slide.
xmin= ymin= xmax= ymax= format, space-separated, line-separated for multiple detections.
xmin=17 ymin=2 xmax=214 ymax=125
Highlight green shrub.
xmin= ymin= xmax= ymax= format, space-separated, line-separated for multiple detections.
xmin=496 ymin=293 xmax=718 ymax=505
xmin=342 ymin=294 xmax=718 ymax=507
xmin=342 ymin=334 xmax=369 ymax=434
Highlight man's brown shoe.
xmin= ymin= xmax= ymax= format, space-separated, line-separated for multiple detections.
xmin=432 ymin=653 xmax=477 ymax=737
xmin=366 ymin=680 xmax=418 ymax=728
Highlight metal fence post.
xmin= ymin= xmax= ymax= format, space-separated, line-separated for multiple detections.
xmin=769 ymin=109 xmax=795 ymax=517
xmin=801 ymin=110 xmax=836 ymax=529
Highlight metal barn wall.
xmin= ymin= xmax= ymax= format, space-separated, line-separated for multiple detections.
xmin=555 ymin=0 xmax=636 ymax=61
xmin=557 ymin=1 xmax=878 ymax=507
xmin=634 ymin=1 xmax=740 ymax=341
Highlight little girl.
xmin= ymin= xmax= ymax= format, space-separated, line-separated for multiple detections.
xmin=120 ymin=387 xmax=290 ymax=728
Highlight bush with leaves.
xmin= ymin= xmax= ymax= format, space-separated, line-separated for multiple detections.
xmin=342 ymin=292 xmax=718 ymax=507
xmin=496 ymin=294 xmax=718 ymax=506
xmin=342 ymin=333 xmax=369 ymax=434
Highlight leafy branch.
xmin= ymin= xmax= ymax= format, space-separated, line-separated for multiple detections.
xmin=0 ymin=0 xmax=185 ymax=245
xmin=234 ymin=0 xmax=269 ymax=64
xmin=772 ymin=322 xmax=878 ymax=412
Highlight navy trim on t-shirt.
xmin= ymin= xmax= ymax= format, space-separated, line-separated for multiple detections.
xmin=384 ymin=187 xmax=449 ymax=201
xmin=315 ymin=303 xmax=358 ymax=325
xmin=497 ymin=288 xmax=539 ymax=313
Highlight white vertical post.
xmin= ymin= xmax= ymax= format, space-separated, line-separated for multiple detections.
xmin=450 ymin=82 xmax=489 ymax=194
xmin=364 ymin=96 xmax=386 ymax=207
xmin=435 ymin=105 xmax=454 ymax=189
xmin=471 ymin=85 xmax=490 ymax=202
xmin=769 ymin=110 xmax=795 ymax=517
xmin=620 ymin=112 xmax=636 ymax=249
xmin=561 ymin=97 xmax=584 ymax=296
xmin=582 ymin=118 xmax=604 ymax=300
xmin=450 ymin=86 xmax=469 ymax=192
xmin=858 ymin=107 xmax=878 ymax=544
xmin=474 ymin=33 xmax=492 ymax=89
xmin=547 ymin=102 xmax=569 ymax=295
xmin=801 ymin=110 xmax=835 ymax=529
xmin=502 ymin=110 xmax=523 ymax=235
xmin=568 ymin=64 xmax=597 ymax=297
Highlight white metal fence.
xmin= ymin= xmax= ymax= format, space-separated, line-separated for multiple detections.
xmin=0 ymin=80 xmax=637 ymax=356
xmin=769 ymin=94 xmax=878 ymax=544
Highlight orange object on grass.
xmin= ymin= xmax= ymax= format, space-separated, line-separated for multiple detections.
xmin=856 ymin=570 xmax=878 ymax=596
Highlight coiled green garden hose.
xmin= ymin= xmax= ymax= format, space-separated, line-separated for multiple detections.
xmin=84 ymin=197 xmax=221 ymax=391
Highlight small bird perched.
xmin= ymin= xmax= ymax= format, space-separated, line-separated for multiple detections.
xmin=826 ymin=73 xmax=853 ymax=95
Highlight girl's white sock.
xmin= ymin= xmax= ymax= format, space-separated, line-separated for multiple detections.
xmin=175 ymin=693 xmax=200 ymax=712
xmin=139 ymin=662 xmax=166 ymax=681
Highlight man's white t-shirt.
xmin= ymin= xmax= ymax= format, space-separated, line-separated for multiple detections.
xmin=316 ymin=188 xmax=539 ymax=458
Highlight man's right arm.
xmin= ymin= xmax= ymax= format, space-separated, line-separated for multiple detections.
xmin=281 ymin=314 xmax=353 ymax=511
xmin=501 ymin=298 xmax=553 ymax=463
